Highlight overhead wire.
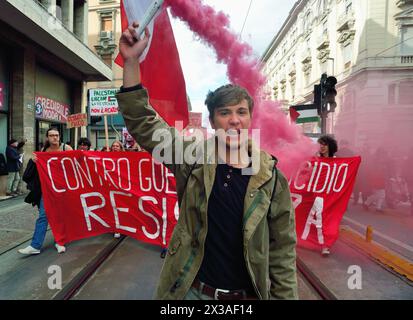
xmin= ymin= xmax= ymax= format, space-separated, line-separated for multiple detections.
xmin=240 ymin=0 xmax=253 ymax=39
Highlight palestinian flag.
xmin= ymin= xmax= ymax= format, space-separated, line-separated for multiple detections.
xmin=289 ymin=105 xmax=319 ymax=124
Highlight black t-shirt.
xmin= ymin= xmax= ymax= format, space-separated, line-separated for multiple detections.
xmin=198 ymin=163 xmax=255 ymax=293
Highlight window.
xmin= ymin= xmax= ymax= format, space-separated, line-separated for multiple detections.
xmin=343 ymin=43 xmax=353 ymax=64
xmin=323 ymin=20 xmax=328 ymax=35
xmin=55 ymin=0 xmax=62 ymax=21
xmin=388 ymin=81 xmax=413 ymax=105
xmin=102 ymin=17 xmax=113 ymax=32
xmin=291 ymin=28 xmax=298 ymax=43
xmin=388 ymin=84 xmax=396 ymax=105
xmin=322 ymin=0 xmax=328 ymax=11
xmin=401 ymin=25 xmax=413 ymax=55
xmin=345 ymin=0 xmax=352 ymax=14
xmin=101 ymin=54 xmax=112 ymax=67
xmin=343 ymin=91 xmax=355 ymax=111
xmin=320 ymin=61 xmax=328 ymax=73
xmin=399 ymin=81 xmax=413 ymax=104
xmin=304 ymin=12 xmax=312 ymax=31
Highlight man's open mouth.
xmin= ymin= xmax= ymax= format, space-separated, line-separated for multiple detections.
xmin=227 ymin=129 xmax=240 ymax=136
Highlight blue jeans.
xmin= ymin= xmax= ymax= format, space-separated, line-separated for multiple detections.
xmin=31 ymin=197 xmax=48 ymax=250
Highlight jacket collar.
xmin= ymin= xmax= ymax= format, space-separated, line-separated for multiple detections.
xmin=202 ymin=137 xmax=276 ymax=198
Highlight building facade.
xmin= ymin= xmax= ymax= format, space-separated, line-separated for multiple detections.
xmin=87 ymin=0 xmax=124 ymax=150
xmin=262 ymin=0 xmax=413 ymax=150
xmin=0 ymin=0 xmax=111 ymax=158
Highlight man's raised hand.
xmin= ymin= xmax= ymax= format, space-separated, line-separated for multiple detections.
xmin=119 ymin=22 xmax=151 ymax=63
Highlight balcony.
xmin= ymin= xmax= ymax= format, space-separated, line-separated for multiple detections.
xmin=317 ymin=31 xmax=329 ymax=50
xmin=95 ymin=30 xmax=117 ymax=56
xmin=0 ymin=0 xmax=112 ymax=81
xmin=401 ymin=56 xmax=413 ymax=64
xmin=365 ymin=56 xmax=413 ymax=69
xmin=301 ymin=48 xmax=312 ymax=63
xmin=397 ymin=0 xmax=413 ymax=7
xmin=337 ymin=9 xmax=355 ymax=32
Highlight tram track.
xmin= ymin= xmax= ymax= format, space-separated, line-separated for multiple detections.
xmin=2 ymin=228 xmax=411 ymax=299
xmin=296 ymin=256 xmax=338 ymax=300
xmin=53 ymin=235 xmax=127 ymax=300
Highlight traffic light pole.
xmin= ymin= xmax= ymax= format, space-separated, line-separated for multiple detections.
xmin=315 ymin=73 xmax=337 ymax=135
xmin=320 ymin=111 xmax=327 ymax=135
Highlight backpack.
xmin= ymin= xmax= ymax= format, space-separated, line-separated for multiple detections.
xmin=23 ymin=159 xmax=37 ymax=189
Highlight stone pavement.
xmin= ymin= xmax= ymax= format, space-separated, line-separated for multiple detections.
xmin=0 ymin=194 xmax=39 ymax=254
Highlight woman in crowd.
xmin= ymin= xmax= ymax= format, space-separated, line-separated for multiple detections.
xmin=317 ymin=135 xmax=338 ymax=257
xmin=110 ymin=140 xmax=124 ymax=238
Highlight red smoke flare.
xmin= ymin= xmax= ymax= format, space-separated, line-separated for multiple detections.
xmin=165 ymin=0 xmax=317 ymax=176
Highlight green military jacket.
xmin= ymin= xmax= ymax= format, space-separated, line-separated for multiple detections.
xmin=116 ymin=88 xmax=298 ymax=300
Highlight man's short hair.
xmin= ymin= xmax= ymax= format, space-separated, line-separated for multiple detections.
xmin=46 ymin=127 xmax=59 ymax=136
xmin=205 ymin=84 xmax=254 ymax=119
xmin=8 ymin=139 xmax=17 ymax=146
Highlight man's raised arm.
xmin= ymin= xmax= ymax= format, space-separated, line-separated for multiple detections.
xmin=116 ymin=22 xmax=199 ymax=182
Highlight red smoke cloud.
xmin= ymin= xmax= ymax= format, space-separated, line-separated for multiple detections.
xmin=166 ymin=0 xmax=317 ymax=176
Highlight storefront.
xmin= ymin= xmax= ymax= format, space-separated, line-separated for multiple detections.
xmin=34 ymin=66 xmax=72 ymax=150
xmin=0 ymin=48 xmax=10 ymax=156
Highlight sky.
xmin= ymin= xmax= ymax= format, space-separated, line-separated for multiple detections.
xmin=169 ymin=0 xmax=297 ymax=124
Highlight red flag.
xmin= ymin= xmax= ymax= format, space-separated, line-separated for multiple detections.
xmin=115 ymin=0 xmax=189 ymax=128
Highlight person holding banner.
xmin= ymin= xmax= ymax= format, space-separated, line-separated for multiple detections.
xmin=110 ymin=140 xmax=125 ymax=152
xmin=317 ymin=135 xmax=338 ymax=256
xmin=18 ymin=128 xmax=72 ymax=255
xmin=115 ymin=23 xmax=297 ymax=300
xmin=77 ymin=137 xmax=91 ymax=151
xmin=317 ymin=135 xmax=338 ymax=159
xmin=110 ymin=140 xmax=124 ymax=239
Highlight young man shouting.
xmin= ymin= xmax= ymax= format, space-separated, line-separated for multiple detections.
xmin=116 ymin=22 xmax=297 ymax=300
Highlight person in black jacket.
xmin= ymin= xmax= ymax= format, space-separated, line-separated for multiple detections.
xmin=6 ymin=139 xmax=21 ymax=196
xmin=18 ymin=127 xmax=72 ymax=255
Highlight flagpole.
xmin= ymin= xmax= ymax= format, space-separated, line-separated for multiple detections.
xmin=104 ymin=115 xmax=109 ymax=150
xmin=74 ymin=127 xmax=78 ymax=150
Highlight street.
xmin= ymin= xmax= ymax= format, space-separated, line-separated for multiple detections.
xmin=0 ymin=195 xmax=411 ymax=300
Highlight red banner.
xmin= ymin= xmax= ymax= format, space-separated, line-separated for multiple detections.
xmin=35 ymin=151 xmax=178 ymax=247
xmin=290 ymin=157 xmax=361 ymax=249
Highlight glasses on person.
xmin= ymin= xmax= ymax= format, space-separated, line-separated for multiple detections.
xmin=48 ymin=134 xmax=59 ymax=137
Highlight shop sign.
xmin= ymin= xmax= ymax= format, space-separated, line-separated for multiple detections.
xmin=67 ymin=113 xmax=88 ymax=128
xmin=89 ymin=88 xmax=119 ymax=116
xmin=35 ymin=95 xmax=70 ymax=123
